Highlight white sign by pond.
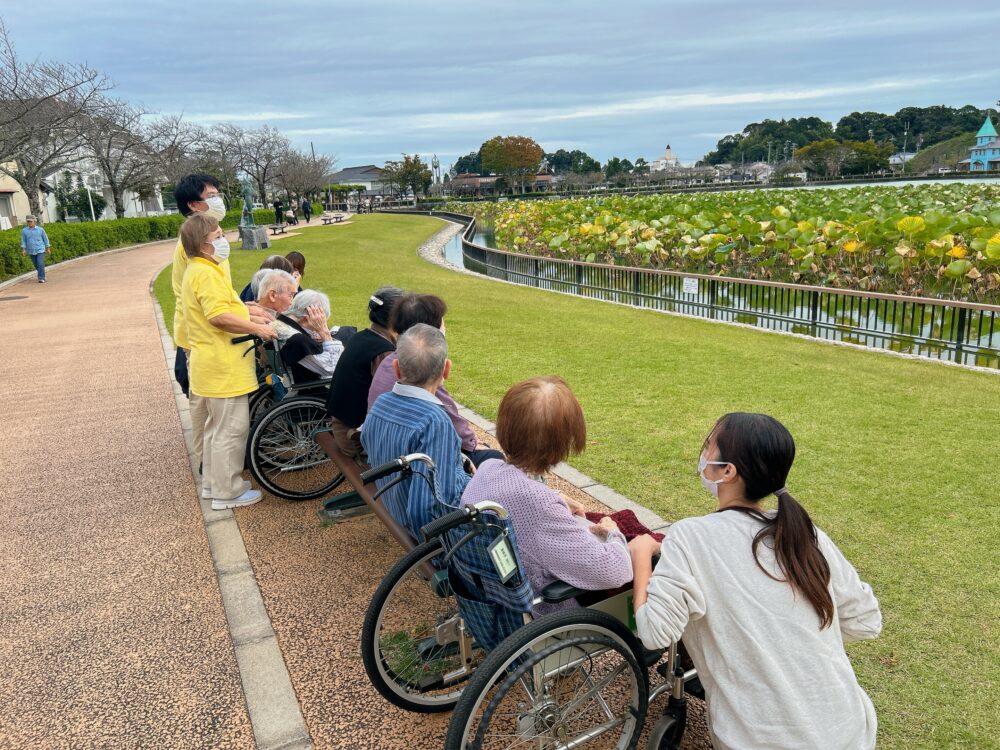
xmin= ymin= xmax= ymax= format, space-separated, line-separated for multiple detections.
xmin=682 ymin=277 xmax=698 ymax=295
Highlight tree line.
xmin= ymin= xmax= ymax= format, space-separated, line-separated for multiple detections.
xmin=0 ymin=21 xmax=333 ymax=220
xmin=702 ymin=105 xmax=998 ymax=176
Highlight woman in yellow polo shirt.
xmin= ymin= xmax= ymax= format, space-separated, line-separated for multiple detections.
xmin=180 ymin=214 xmax=277 ymax=510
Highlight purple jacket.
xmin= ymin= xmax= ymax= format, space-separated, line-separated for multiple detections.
xmin=461 ymin=459 xmax=632 ymax=612
xmin=368 ymin=352 xmax=477 ymax=452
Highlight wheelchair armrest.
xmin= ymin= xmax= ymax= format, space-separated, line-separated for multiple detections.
xmin=540 ymin=579 xmax=589 ymax=604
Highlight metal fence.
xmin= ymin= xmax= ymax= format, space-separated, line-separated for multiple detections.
xmin=405 ymin=210 xmax=1000 ymax=370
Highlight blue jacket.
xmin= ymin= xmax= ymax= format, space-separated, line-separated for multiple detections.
xmin=21 ymin=225 xmax=50 ymax=255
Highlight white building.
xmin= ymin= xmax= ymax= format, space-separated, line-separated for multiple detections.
xmin=650 ymin=144 xmax=681 ymax=172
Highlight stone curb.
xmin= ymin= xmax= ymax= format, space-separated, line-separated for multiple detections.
xmin=148 ymin=266 xmax=312 ymax=750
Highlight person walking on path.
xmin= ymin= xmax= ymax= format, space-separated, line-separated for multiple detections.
xmin=179 ymin=213 xmax=277 ymax=510
xmin=20 ymin=215 xmax=51 ymax=283
xmin=273 ymin=198 xmax=283 ymax=225
xmin=301 ymin=200 xmax=312 ymax=223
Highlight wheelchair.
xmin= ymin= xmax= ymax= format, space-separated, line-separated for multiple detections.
xmin=233 ymin=334 xmax=345 ymax=500
xmin=359 ymin=453 xmax=698 ymax=749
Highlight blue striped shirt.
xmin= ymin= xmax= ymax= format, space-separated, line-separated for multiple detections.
xmin=361 ymin=383 xmax=470 ymax=539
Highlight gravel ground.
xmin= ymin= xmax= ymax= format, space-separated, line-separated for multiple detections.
xmin=0 ymin=242 xmax=252 ymax=748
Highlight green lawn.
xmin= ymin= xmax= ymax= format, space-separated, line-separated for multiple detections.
xmin=154 ymin=214 xmax=999 ymax=749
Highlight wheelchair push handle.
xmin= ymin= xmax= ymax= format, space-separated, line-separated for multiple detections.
xmin=231 ymin=334 xmax=256 ymax=344
xmin=419 ymin=500 xmax=510 ymax=542
xmin=359 ymin=452 xmax=436 ymax=484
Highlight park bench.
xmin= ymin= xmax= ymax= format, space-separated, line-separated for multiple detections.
xmin=269 ymin=223 xmax=288 ymax=236
xmin=321 ymin=213 xmax=346 ymax=225
xmin=313 ymin=431 xmax=421 ymax=554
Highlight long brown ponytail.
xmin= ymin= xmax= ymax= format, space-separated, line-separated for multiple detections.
xmin=710 ymin=413 xmax=834 ymax=629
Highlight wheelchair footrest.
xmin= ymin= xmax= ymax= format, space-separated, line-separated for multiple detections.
xmin=322 ymin=490 xmax=366 ymax=512
xmin=317 ymin=491 xmax=371 ymax=523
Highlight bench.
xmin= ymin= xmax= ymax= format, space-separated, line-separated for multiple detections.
xmin=270 ymin=223 xmax=288 ymax=235
xmin=321 ymin=213 xmax=346 ymax=225
xmin=313 ymin=431 xmax=421 ymax=554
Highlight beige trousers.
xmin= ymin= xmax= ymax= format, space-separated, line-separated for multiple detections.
xmin=191 ymin=393 xmax=250 ymax=500
xmin=190 ymin=392 xmax=207 ymax=470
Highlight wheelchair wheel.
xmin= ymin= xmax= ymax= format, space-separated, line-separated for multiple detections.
xmin=362 ymin=539 xmax=486 ymax=713
xmin=247 ymin=395 xmax=345 ymax=500
xmin=444 ymin=608 xmax=648 ymax=750
xmin=248 ymin=387 xmax=277 ymax=425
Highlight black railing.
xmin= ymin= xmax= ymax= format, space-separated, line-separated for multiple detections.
xmin=392 ymin=209 xmax=1000 ymax=370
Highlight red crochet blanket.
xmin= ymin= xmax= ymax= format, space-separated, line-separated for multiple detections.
xmin=584 ymin=509 xmax=665 ymax=542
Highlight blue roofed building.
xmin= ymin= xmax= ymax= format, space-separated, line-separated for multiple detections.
xmin=964 ymin=116 xmax=1000 ymax=172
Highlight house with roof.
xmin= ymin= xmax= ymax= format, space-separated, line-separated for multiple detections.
xmin=326 ymin=165 xmax=385 ymax=195
xmin=963 ymin=116 xmax=1000 ymax=172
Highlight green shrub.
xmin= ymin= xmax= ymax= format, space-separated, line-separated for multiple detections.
xmin=0 ymin=208 xmax=279 ymax=280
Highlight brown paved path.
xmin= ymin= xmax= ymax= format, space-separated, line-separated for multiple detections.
xmin=0 ymin=243 xmax=253 ymax=748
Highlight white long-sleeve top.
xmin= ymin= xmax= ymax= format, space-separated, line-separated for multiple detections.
xmin=635 ymin=510 xmax=881 ymax=750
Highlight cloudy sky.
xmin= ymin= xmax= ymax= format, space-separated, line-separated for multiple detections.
xmin=5 ymin=1 xmax=998 ymax=171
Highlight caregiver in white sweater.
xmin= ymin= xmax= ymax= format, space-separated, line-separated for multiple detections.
xmin=630 ymin=412 xmax=882 ymax=750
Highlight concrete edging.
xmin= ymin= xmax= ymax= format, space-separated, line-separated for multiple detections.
xmin=148 ymin=267 xmax=312 ymax=750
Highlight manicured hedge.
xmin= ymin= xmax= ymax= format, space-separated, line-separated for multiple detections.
xmin=0 ymin=208 xmax=276 ymax=280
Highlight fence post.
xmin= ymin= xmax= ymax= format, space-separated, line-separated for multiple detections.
xmin=709 ymin=279 xmax=718 ymax=319
xmin=810 ymin=290 xmax=820 ymax=336
xmin=954 ymin=307 xmax=968 ymax=364
xmin=576 ymin=263 xmax=584 ymax=296
xmin=534 ymin=258 xmax=540 ymax=288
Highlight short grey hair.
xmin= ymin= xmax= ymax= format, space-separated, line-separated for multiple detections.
xmin=257 ymin=269 xmax=297 ymax=300
xmin=287 ymin=289 xmax=330 ymax=320
xmin=396 ymin=323 xmax=448 ymax=387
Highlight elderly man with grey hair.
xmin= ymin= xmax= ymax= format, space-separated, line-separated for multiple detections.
xmin=361 ymin=323 xmax=472 ymax=538
xmin=272 ymin=288 xmax=355 ymax=382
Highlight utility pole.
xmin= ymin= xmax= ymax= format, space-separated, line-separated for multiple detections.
xmin=310 ymin=141 xmax=316 ymax=160
xmin=767 ymin=140 xmax=773 ymax=165
xmin=901 ymin=121 xmax=910 ymax=175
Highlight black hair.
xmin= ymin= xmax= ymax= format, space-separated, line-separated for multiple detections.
xmin=708 ymin=412 xmax=834 ymax=629
xmin=389 ymin=293 xmax=447 ymax=335
xmin=173 ymin=174 xmax=222 ymax=216
xmin=285 ymin=251 xmax=306 ymax=275
xmin=368 ymin=286 xmax=405 ymax=327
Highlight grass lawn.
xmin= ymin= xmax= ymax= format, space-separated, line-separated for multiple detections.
xmin=154 ymin=214 xmax=999 ymax=749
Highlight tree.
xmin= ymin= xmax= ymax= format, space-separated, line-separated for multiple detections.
xmin=53 ymin=170 xmax=106 ymax=220
xmin=633 ymin=157 xmax=650 ymax=176
xmin=603 ymin=157 xmax=634 ymax=182
xmin=842 ymin=140 xmax=893 ymax=175
xmin=794 ymin=139 xmax=853 ymax=177
xmin=79 ymin=97 xmax=159 ymax=217
xmin=0 ymin=19 xmax=109 ymax=167
xmin=480 ymin=135 xmax=543 ymax=193
xmin=276 ymin=148 xmax=334 ymax=201
xmin=215 ymin=123 xmax=289 ymax=203
xmin=704 ymin=117 xmax=836 ymax=164
xmin=453 ymin=150 xmax=481 ymax=174
xmin=396 ymin=154 xmax=433 ymax=196
xmin=0 ymin=98 xmax=88 ymax=217
xmin=147 ymin=114 xmax=203 ymax=186
xmin=545 ymin=148 xmax=601 ymax=175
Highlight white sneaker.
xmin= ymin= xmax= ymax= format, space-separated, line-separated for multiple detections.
xmin=202 ymin=480 xmax=251 ymax=500
xmin=212 ymin=489 xmax=262 ymax=510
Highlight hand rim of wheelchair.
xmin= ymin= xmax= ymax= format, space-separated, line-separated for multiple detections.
xmin=443 ymin=608 xmax=649 ymax=750
xmin=361 ymin=537 xmax=486 ymax=713
xmin=246 ymin=395 xmax=345 ymax=500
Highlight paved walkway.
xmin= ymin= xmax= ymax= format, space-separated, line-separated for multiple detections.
xmin=0 ymin=241 xmax=253 ymax=748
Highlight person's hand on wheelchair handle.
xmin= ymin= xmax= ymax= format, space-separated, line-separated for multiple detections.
xmin=254 ymin=322 xmax=278 ymax=341
xmin=627 ymin=533 xmax=661 ymax=558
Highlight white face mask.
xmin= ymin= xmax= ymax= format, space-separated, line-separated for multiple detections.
xmin=211 ymin=236 xmax=231 ymax=260
xmin=698 ymin=453 xmax=730 ymax=498
xmin=204 ymin=195 xmax=227 ymax=221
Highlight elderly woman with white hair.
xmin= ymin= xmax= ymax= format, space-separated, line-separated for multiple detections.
xmin=274 ymin=289 xmax=348 ymax=383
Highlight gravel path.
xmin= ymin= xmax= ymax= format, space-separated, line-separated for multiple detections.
xmin=0 ymin=241 xmax=252 ymax=748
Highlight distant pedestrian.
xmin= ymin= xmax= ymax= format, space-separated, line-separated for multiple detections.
xmin=273 ymin=198 xmax=283 ymax=225
xmin=20 ymin=214 xmax=51 ymax=283
xmin=302 ymin=200 xmax=312 ymax=223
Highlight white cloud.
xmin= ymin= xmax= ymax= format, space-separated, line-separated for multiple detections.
xmin=186 ymin=111 xmax=311 ymax=123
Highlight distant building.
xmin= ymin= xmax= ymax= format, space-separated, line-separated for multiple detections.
xmin=326 ymin=165 xmax=385 ymax=194
xmin=964 ymin=116 xmax=1000 ymax=172
xmin=0 ymin=166 xmax=51 ymax=227
xmin=889 ymin=152 xmax=917 ymax=169
xmin=650 ymin=145 xmax=681 ymax=172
